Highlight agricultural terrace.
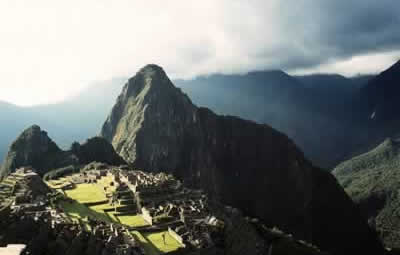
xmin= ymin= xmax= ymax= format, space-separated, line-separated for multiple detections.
xmin=46 ymin=173 xmax=183 ymax=254
xmin=131 ymin=231 xmax=182 ymax=255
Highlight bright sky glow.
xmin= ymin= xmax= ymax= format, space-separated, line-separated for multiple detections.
xmin=0 ymin=0 xmax=399 ymax=106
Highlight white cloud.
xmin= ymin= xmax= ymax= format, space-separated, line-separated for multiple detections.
xmin=291 ymin=50 xmax=400 ymax=77
xmin=0 ymin=0 xmax=399 ymax=106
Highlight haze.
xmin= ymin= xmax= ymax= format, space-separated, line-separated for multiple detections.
xmin=0 ymin=0 xmax=399 ymax=106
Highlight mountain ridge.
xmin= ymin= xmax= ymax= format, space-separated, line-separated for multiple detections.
xmin=0 ymin=125 xmax=125 ymax=179
xmin=333 ymin=137 xmax=400 ymax=248
xmin=101 ymin=64 xmax=383 ymax=255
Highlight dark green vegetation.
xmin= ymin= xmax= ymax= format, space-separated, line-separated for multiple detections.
xmin=101 ymin=64 xmax=383 ymax=255
xmin=0 ymin=125 xmax=75 ymax=179
xmin=333 ymin=138 xmax=400 ymax=248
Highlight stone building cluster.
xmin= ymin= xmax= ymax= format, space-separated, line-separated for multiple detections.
xmin=119 ymin=170 xmax=224 ymax=249
xmin=53 ymin=165 xmax=224 ymax=251
xmin=0 ymin=167 xmax=145 ymax=255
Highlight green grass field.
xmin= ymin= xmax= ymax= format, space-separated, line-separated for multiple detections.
xmin=145 ymin=231 xmax=183 ymax=253
xmin=60 ymin=180 xmax=149 ymax=227
xmin=130 ymin=231 xmax=182 ymax=255
xmin=117 ymin=214 xmax=149 ymax=227
xmin=131 ymin=231 xmax=160 ymax=255
xmin=64 ymin=183 xmax=107 ymax=203
xmin=59 ymin=200 xmax=111 ymax=223
xmin=55 ymin=176 xmax=181 ymax=254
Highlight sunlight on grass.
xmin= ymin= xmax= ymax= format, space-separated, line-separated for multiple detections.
xmin=59 ymin=200 xmax=111 ymax=223
xmin=117 ymin=214 xmax=149 ymax=227
xmin=64 ymin=183 xmax=107 ymax=203
xmin=56 ymin=176 xmax=180 ymax=254
xmin=145 ymin=231 xmax=183 ymax=253
xmin=131 ymin=231 xmax=160 ymax=255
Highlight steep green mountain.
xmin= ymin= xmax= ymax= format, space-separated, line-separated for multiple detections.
xmin=0 ymin=125 xmax=76 ymax=178
xmin=333 ymin=138 xmax=400 ymax=248
xmin=0 ymin=125 xmax=125 ymax=178
xmin=0 ymin=101 xmax=45 ymax=163
xmin=101 ymin=64 xmax=383 ymax=255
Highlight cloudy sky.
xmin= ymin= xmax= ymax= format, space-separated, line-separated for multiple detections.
xmin=1 ymin=0 xmax=399 ymax=106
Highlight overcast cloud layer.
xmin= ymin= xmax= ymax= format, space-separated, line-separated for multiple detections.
xmin=0 ymin=0 xmax=399 ymax=106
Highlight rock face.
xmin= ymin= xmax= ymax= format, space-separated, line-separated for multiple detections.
xmin=101 ymin=64 xmax=383 ymax=254
xmin=72 ymin=137 xmax=126 ymax=166
xmin=333 ymin=138 xmax=400 ymax=248
xmin=0 ymin=125 xmax=76 ymax=178
xmin=0 ymin=126 xmax=125 ymax=179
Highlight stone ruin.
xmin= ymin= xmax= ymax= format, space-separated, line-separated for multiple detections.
xmin=118 ymin=170 xmax=224 ymax=250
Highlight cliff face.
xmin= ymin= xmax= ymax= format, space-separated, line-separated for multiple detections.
xmin=0 ymin=125 xmax=76 ymax=178
xmin=333 ymin=138 xmax=400 ymax=248
xmin=101 ymin=64 xmax=383 ymax=254
xmin=72 ymin=137 xmax=126 ymax=166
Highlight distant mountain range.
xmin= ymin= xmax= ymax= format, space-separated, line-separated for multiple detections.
xmin=175 ymin=72 xmax=374 ymax=168
xmin=3 ymin=62 xmax=399 ymax=254
xmin=1 ymin=60 xmax=399 ymax=170
xmin=0 ymin=78 xmax=125 ymax=163
xmin=100 ymin=64 xmax=383 ymax=254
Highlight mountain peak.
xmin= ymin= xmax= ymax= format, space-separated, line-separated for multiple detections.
xmin=139 ymin=63 xmax=165 ymax=74
xmin=120 ymin=64 xmax=175 ymax=100
xmin=0 ymin=125 xmax=65 ymax=178
xmin=134 ymin=64 xmax=168 ymax=84
xmin=101 ymin=66 xmax=383 ymax=254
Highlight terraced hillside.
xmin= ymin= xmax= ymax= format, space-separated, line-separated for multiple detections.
xmin=43 ymin=164 xmax=330 ymax=255
xmin=47 ymin=168 xmax=212 ymax=255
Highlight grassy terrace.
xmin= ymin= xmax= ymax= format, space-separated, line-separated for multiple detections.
xmin=49 ymin=175 xmax=182 ymax=254
xmin=64 ymin=183 xmax=108 ymax=203
xmin=131 ymin=231 xmax=183 ymax=255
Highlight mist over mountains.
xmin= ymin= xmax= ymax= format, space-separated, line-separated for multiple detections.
xmin=0 ymin=78 xmax=125 ymax=163
xmin=0 ymin=68 xmax=377 ymax=168
xmin=1 ymin=60 xmax=399 ymax=254
xmin=0 ymin=60 xmax=397 ymax=170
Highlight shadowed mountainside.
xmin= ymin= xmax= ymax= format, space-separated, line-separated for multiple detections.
xmin=0 ymin=71 xmax=374 ymax=169
xmin=101 ymin=64 xmax=383 ymax=255
xmin=175 ymin=72 xmax=372 ymax=168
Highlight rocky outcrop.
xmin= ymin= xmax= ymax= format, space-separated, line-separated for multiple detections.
xmin=0 ymin=125 xmax=76 ymax=178
xmin=71 ymin=137 xmax=126 ymax=166
xmin=0 ymin=126 xmax=125 ymax=179
xmin=333 ymin=138 xmax=400 ymax=248
xmin=101 ymin=64 xmax=383 ymax=254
